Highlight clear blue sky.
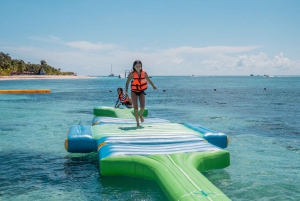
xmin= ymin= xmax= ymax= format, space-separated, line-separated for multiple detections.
xmin=1 ymin=0 xmax=299 ymax=76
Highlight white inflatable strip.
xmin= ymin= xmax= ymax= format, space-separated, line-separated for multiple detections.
xmin=93 ymin=117 xmax=169 ymax=124
xmin=166 ymin=155 xmax=213 ymax=201
xmin=99 ymin=142 xmax=221 ymax=158
xmin=100 ymin=135 xmax=205 ymax=144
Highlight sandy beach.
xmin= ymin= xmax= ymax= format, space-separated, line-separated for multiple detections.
xmin=0 ymin=75 xmax=95 ymax=81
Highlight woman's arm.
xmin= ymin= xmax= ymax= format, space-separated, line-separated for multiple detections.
xmin=145 ymin=72 xmax=157 ymax=90
xmin=125 ymin=73 xmax=133 ymax=96
xmin=115 ymin=98 xmax=121 ymax=108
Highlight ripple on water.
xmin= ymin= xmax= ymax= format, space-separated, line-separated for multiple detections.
xmin=0 ymin=151 xmax=167 ymax=201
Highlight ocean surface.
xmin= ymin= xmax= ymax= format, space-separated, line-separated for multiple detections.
xmin=0 ymin=76 xmax=299 ymax=201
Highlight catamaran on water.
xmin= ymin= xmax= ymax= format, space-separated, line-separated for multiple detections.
xmin=109 ymin=64 xmax=114 ymax=77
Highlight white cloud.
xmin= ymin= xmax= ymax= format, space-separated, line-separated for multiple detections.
xmin=1 ymin=38 xmax=300 ymax=76
xmin=48 ymin=35 xmax=62 ymax=41
xmin=158 ymin=46 xmax=261 ymax=57
xmin=65 ymin=41 xmax=118 ymax=51
xmin=235 ymin=52 xmax=272 ymax=68
xmin=234 ymin=52 xmax=300 ymax=75
xmin=173 ymin=58 xmax=184 ymax=64
xmin=201 ymin=60 xmax=221 ymax=71
xmin=31 ymin=35 xmax=118 ymax=51
xmin=274 ymin=52 xmax=292 ymax=69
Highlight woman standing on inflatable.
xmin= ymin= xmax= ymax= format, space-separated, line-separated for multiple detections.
xmin=125 ymin=60 xmax=157 ymax=127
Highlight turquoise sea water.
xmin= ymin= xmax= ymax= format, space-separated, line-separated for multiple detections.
xmin=0 ymin=76 xmax=299 ymax=201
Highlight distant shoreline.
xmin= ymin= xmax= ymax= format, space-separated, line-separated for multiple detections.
xmin=0 ymin=75 xmax=95 ymax=81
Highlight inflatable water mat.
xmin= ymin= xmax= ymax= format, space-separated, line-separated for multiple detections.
xmin=65 ymin=107 xmax=231 ymax=201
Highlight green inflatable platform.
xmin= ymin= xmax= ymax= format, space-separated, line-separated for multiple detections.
xmin=66 ymin=107 xmax=231 ymax=200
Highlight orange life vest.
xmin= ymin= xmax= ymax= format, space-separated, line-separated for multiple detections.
xmin=131 ymin=70 xmax=148 ymax=92
xmin=118 ymin=93 xmax=130 ymax=104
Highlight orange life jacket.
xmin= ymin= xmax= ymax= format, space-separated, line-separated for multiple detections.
xmin=118 ymin=93 xmax=130 ymax=104
xmin=131 ymin=70 xmax=148 ymax=92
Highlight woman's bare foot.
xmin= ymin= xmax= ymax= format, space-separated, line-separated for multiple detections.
xmin=140 ymin=115 xmax=144 ymax=123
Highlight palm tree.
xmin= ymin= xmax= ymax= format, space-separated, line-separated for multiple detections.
xmin=0 ymin=52 xmax=12 ymax=70
xmin=39 ymin=60 xmax=47 ymax=75
xmin=11 ymin=59 xmax=18 ymax=74
xmin=17 ymin=60 xmax=25 ymax=74
xmin=40 ymin=60 xmax=47 ymax=66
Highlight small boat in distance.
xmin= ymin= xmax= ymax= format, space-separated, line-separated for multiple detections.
xmin=125 ymin=70 xmax=130 ymax=78
xmin=119 ymin=70 xmax=131 ymax=78
xmin=109 ymin=64 xmax=114 ymax=77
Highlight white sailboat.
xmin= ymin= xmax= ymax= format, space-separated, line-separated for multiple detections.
xmin=109 ymin=64 xmax=114 ymax=77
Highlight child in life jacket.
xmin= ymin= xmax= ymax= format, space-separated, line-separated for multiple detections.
xmin=125 ymin=60 xmax=157 ymax=127
xmin=115 ymin=87 xmax=133 ymax=108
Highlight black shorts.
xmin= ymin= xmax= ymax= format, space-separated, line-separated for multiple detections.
xmin=123 ymin=101 xmax=131 ymax=106
xmin=123 ymin=101 xmax=132 ymax=108
xmin=132 ymin=90 xmax=146 ymax=96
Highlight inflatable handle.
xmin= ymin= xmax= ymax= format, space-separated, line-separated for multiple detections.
xmin=65 ymin=125 xmax=97 ymax=153
xmin=184 ymin=124 xmax=229 ymax=148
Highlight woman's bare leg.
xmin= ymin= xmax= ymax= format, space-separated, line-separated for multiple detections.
xmin=139 ymin=93 xmax=145 ymax=123
xmin=131 ymin=91 xmax=140 ymax=126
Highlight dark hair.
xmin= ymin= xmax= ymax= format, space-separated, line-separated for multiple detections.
xmin=117 ymin=87 xmax=123 ymax=93
xmin=132 ymin=60 xmax=143 ymax=71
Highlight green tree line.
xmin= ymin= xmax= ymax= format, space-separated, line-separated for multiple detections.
xmin=0 ymin=52 xmax=74 ymax=76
